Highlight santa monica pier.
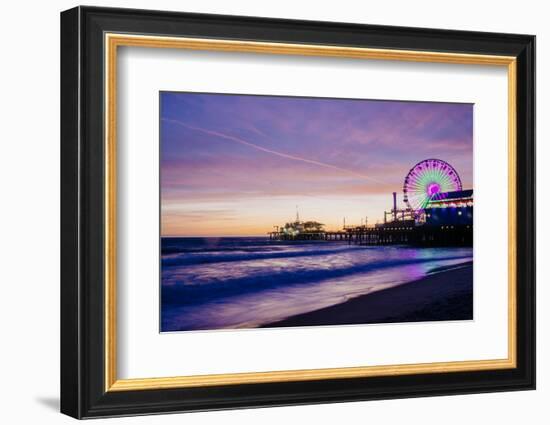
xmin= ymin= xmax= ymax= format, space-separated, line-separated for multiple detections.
xmin=268 ymin=159 xmax=473 ymax=247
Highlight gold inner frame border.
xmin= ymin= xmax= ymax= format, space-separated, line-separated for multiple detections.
xmin=104 ymin=33 xmax=517 ymax=392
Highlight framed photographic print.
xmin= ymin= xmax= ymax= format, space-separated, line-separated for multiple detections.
xmin=60 ymin=6 xmax=535 ymax=419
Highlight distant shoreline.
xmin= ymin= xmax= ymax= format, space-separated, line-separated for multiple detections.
xmin=262 ymin=262 xmax=473 ymax=328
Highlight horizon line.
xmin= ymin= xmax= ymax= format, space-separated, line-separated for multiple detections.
xmin=162 ymin=234 xmax=272 ymax=238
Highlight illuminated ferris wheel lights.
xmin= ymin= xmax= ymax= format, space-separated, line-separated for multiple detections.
xmin=402 ymin=159 xmax=462 ymax=213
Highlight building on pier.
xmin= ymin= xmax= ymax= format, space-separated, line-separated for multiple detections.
xmin=424 ymin=189 xmax=473 ymax=227
xmin=269 ymin=215 xmax=326 ymax=240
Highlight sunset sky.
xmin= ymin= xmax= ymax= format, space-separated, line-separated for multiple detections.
xmin=160 ymin=92 xmax=473 ymax=237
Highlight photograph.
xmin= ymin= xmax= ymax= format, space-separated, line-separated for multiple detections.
xmin=160 ymin=92 xmax=474 ymax=332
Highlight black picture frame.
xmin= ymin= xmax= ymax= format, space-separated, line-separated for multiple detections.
xmin=61 ymin=5 xmax=535 ymax=419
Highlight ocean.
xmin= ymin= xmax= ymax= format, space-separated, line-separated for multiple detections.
xmin=161 ymin=237 xmax=473 ymax=332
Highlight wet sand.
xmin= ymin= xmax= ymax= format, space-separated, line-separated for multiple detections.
xmin=262 ymin=262 xmax=473 ymax=328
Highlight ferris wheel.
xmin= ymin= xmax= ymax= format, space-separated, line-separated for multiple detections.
xmin=403 ymin=159 xmax=462 ymax=212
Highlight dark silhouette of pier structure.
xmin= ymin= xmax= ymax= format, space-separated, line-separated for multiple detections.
xmin=268 ymin=223 xmax=472 ymax=247
xmin=268 ymin=190 xmax=473 ymax=247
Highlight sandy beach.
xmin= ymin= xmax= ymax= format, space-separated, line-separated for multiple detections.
xmin=262 ymin=262 xmax=473 ymax=328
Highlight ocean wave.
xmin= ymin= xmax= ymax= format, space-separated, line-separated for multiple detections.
xmin=162 ymin=237 xmax=300 ymax=255
xmin=161 ymin=254 xmax=472 ymax=307
xmin=162 ymin=245 xmax=361 ymax=267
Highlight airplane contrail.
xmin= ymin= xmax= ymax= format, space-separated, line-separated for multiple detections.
xmin=162 ymin=118 xmax=387 ymax=184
